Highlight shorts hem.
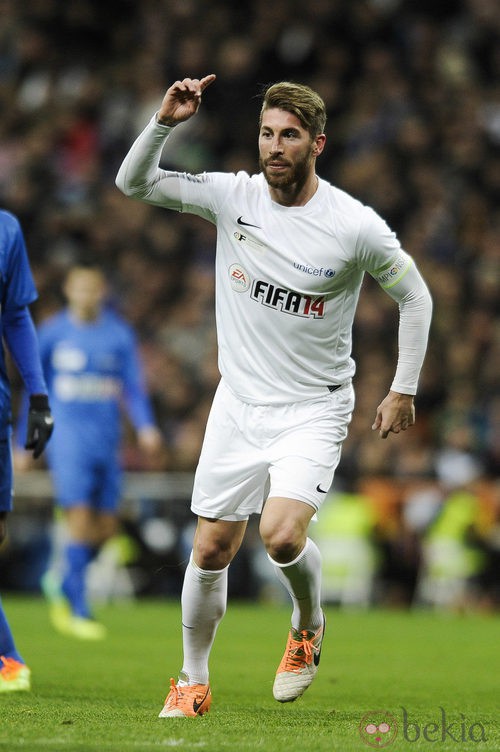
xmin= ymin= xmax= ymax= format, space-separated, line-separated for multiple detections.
xmin=190 ymin=504 xmax=253 ymax=522
xmin=267 ymin=490 xmax=320 ymax=512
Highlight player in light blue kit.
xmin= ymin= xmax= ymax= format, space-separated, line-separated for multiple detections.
xmin=0 ymin=209 xmax=54 ymax=691
xmin=36 ymin=261 xmax=162 ymax=639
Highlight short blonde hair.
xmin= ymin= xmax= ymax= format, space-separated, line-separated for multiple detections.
xmin=260 ymin=82 xmax=326 ymax=138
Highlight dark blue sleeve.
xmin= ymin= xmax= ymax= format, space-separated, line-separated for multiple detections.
xmin=3 ymin=306 xmax=47 ymax=395
xmin=14 ymin=390 xmax=29 ymax=448
xmin=0 ymin=211 xmax=38 ymax=309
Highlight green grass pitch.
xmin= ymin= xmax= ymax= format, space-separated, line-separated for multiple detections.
xmin=0 ymin=597 xmax=498 ymax=751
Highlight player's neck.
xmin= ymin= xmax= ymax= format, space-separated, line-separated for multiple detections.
xmin=68 ymin=306 xmax=100 ymax=323
xmin=268 ymin=173 xmax=319 ymax=207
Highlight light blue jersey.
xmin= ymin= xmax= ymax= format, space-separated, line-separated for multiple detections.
xmin=38 ymin=308 xmax=155 ymax=509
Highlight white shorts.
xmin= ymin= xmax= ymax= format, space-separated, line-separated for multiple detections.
xmin=191 ymin=379 xmax=355 ymax=521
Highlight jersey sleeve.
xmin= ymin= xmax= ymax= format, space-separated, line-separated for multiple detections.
xmin=119 ymin=324 xmax=156 ymax=430
xmin=115 ymin=115 xmax=234 ymax=224
xmin=2 ymin=306 xmax=47 ymax=396
xmin=383 ymin=262 xmax=433 ymax=395
xmin=13 ymin=318 xmax=56 ymax=449
xmin=355 ymin=207 xmax=432 ymax=394
xmin=355 ymin=206 xmax=413 ymax=281
xmin=0 ymin=210 xmax=38 ymax=309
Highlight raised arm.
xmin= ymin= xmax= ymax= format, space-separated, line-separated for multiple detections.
xmin=115 ymin=75 xmax=216 ymax=207
xmin=156 ymin=75 xmax=216 ymax=126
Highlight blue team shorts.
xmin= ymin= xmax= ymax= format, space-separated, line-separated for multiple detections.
xmin=48 ymin=444 xmax=122 ymax=512
xmin=0 ymin=432 xmax=14 ymax=513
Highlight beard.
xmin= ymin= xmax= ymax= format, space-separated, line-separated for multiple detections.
xmin=259 ymin=151 xmax=312 ymax=191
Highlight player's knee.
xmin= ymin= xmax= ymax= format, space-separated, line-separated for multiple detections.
xmin=0 ymin=514 xmax=7 ymax=545
xmin=260 ymin=524 xmax=302 ymax=564
xmin=193 ymin=537 xmax=234 ymax=570
xmin=96 ymin=515 xmax=117 ymax=545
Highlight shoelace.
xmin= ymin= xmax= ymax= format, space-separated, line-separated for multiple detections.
xmin=166 ymin=678 xmax=182 ymax=705
xmin=0 ymin=656 xmax=22 ymax=679
xmin=283 ymin=631 xmax=315 ymax=671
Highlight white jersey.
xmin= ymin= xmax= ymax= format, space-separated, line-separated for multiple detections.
xmin=116 ymin=117 xmax=432 ymax=405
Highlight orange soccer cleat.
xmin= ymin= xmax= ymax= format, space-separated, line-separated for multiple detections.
xmin=0 ymin=656 xmax=31 ymax=692
xmin=158 ymin=677 xmax=212 ymax=718
xmin=273 ymin=613 xmax=325 ymax=702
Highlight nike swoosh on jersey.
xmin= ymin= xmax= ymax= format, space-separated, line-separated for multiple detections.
xmin=237 ymin=216 xmax=261 ymax=229
xmin=316 ymin=484 xmax=328 ymax=493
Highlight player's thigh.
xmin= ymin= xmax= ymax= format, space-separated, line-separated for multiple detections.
xmin=268 ymin=383 xmax=354 ymax=509
xmin=95 ymin=460 xmax=121 ymax=514
xmin=260 ymin=496 xmax=316 ymax=560
xmin=49 ymin=445 xmax=96 ymax=506
xmin=192 ymin=382 xmax=268 ymax=521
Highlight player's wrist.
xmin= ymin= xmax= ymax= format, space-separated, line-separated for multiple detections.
xmin=155 ymin=112 xmax=177 ymax=127
xmin=29 ymin=394 xmax=50 ymax=411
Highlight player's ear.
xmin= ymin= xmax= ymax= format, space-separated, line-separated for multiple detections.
xmin=312 ymin=134 xmax=326 ymax=156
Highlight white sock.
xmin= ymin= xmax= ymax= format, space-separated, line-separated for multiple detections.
xmin=269 ymin=537 xmax=323 ymax=632
xmin=179 ymin=551 xmax=228 ymax=685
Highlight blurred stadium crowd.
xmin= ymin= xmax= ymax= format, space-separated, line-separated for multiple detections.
xmin=0 ymin=0 xmax=498 ymax=610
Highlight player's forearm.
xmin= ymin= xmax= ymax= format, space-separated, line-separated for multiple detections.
xmin=3 ymin=306 xmax=48 ymax=396
xmin=123 ymin=382 xmax=156 ymax=431
xmin=115 ymin=116 xmax=183 ymax=208
xmin=389 ymin=266 xmax=433 ymax=395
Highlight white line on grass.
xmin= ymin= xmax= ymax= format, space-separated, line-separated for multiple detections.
xmin=5 ymin=740 xmax=208 ymax=749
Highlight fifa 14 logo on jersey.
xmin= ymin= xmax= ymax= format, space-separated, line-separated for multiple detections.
xmin=251 ymin=280 xmax=325 ymax=318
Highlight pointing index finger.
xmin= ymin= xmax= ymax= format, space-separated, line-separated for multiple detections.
xmin=200 ymin=74 xmax=216 ymax=92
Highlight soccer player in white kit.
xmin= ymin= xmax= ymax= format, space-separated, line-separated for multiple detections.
xmin=116 ymin=74 xmax=432 ymax=717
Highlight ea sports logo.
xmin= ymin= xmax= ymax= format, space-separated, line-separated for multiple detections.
xmin=359 ymin=711 xmax=398 ymax=748
xmin=229 ymin=263 xmax=251 ymax=292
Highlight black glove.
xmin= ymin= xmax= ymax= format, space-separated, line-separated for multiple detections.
xmin=25 ymin=394 xmax=54 ymax=459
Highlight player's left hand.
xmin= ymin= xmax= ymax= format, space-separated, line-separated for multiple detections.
xmin=25 ymin=394 xmax=54 ymax=458
xmin=138 ymin=426 xmax=164 ymax=455
xmin=372 ymin=391 xmax=415 ymax=439
xmin=157 ymin=75 xmax=216 ymax=126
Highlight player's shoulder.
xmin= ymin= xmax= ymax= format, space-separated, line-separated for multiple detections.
xmin=0 ymin=207 xmax=17 ymax=222
xmin=0 ymin=209 xmax=22 ymax=239
xmin=101 ymin=308 xmax=135 ymax=337
xmin=101 ymin=307 xmax=128 ymax=324
xmin=324 ymin=181 xmax=367 ymax=217
xmin=207 ymin=169 xmax=254 ymax=188
xmin=330 ymin=183 xmax=389 ymax=228
xmin=40 ymin=308 xmax=67 ymax=326
xmin=321 ymin=181 xmax=373 ymax=243
xmin=37 ymin=309 xmax=67 ymax=337
xmin=225 ymin=171 xmax=278 ymax=204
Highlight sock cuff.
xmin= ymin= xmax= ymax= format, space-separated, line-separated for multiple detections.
xmin=65 ymin=541 xmax=97 ymax=566
xmin=267 ymin=537 xmax=316 ymax=569
xmin=189 ymin=550 xmax=229 ymax=578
